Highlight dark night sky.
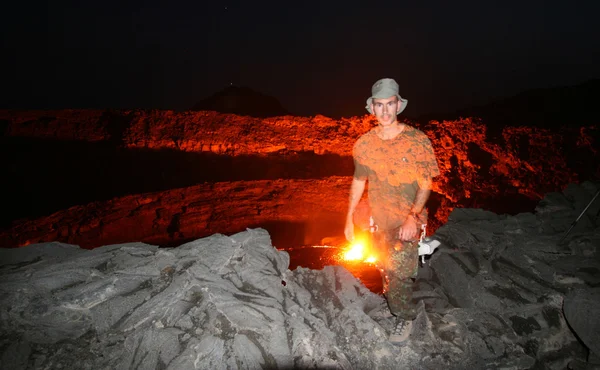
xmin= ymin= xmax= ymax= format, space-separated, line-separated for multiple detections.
xmin=3 ymin=0 xmax=599 ymax=118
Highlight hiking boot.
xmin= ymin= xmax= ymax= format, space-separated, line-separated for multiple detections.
xmin=389 ymin=318 xmax=413 ymax=344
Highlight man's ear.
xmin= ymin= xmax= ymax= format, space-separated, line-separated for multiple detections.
xmin=370 ymin=104 xmax=375 ymax=115
xmin=396 ymin=100 xmax=402 ymax=114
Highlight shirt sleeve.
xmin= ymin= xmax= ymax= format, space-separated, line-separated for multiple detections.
xmin=416 ymin=135 xmax=440 ymax=189
xmin=353 ymin=158 xmax=369 ymax=180
xmin=352 ymin=139 xmax=369 ymax=180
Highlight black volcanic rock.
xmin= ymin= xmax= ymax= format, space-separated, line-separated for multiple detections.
xmin=191 ymin=86 xmax=290 ymax=117
xmin=1 ymin=182 xmax=599 ymax=369
xmin=420 ymin=79 xmax=600 ymax=128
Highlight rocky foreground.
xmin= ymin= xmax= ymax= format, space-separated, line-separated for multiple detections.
xmin=1 ymin=182 xmax=599 ymax=369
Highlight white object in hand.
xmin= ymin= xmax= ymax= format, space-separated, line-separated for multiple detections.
xmin=418 ymin=238 xmax=440 ymax=264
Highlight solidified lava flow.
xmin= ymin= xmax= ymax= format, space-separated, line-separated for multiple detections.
xmin=1 ymin=109 xmax=598 ymax=250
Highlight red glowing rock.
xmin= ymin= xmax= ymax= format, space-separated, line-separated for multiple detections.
xmin=0 ymin=109 xmax=597 ymax=249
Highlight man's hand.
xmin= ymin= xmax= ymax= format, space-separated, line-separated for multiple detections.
xmin=398 ymin=216 xmax=418 ymax=241
xmin=344 ymin=220 xmax=355 ymax=241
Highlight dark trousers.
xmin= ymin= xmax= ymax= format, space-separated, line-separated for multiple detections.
xmin=373 ymin=228 xmax=418 ymax=320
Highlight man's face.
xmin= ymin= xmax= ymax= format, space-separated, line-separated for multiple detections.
xmin=371 ymin=96 xmax=400 ymax=126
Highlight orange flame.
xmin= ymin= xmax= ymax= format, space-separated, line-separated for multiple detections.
xmin=342 ymin=237 xmax=377 ymax=263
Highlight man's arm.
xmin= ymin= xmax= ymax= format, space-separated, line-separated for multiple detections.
xmin=399 ymin=178 xmax=432 ymax=241
xmin=411 ymin=181 xmax=432 ymax=215
xmin=344 ymin=177 xmax=366 ymax=241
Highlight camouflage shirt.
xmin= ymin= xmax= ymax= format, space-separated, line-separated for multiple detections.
xmin=353 ymin=124 xmax=440 ymax=231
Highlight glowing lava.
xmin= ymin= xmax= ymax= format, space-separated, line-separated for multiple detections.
xmin=342 ymin=238 xmax=377 ymax=263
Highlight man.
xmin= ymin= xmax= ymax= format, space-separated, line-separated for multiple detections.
xmin=345 ymin=78 xmax=440 ymax=344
